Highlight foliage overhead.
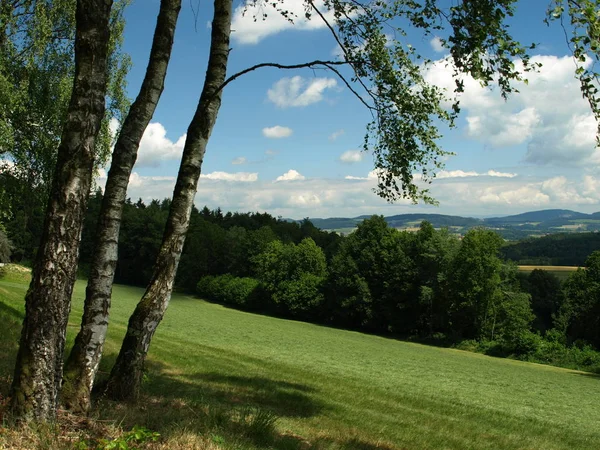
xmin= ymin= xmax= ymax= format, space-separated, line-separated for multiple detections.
xmin=262 ymin=0 xmax=538 ymax=203
xmin=0 ymin=0 xmax=130 ymax=197
xmin=547 ymin=0 xmax=600 ymax=143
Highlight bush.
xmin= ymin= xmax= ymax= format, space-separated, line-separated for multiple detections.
xmin=508 ymin=330 xmax=542 ymax=356
xmin=224 ymin=277 xmax=262 ymax=307
xmin=197 ymin=275 xmax=262 ymax=308
xmin=272 ymin=273 xmax=325 ymax=318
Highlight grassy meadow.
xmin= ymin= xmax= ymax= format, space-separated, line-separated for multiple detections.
xmin=517 ymin=265 xmax=579 ymax=281
xmin=1 ymin=265 xmax=600 ymax=449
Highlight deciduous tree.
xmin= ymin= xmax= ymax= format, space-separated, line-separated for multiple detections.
xmin=10 ymin=0 xmax=113 ymax=422
xmin=61 ymin=0 xmax=182 ymax=413
xmin=105 ymin=0 xmax=600 ymax=399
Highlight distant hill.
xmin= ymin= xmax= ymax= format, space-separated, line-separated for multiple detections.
xmin=500 ymin=232 xmax=600 ymax=266
xmin=485 ymin=209 xmax=590 ymax=224
xmin=294 ymin=209 xmax=600 ymax=240
xmin=304 ymin=213 xmax=482 ymax=231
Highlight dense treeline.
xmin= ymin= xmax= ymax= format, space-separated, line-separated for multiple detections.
xmin=4 ymin=193 xmax=600 ymax=371
xmin=75 ymin=191 xmax=341 ymax=289
xmin=501 ymin=232 xmax=600 ymax=266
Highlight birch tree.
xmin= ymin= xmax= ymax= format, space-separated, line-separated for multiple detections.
xmin=10 ymin=0 xmax=113 ymax=422
xmin=105 ymin=0 xmax=234 ymax=400
xmin=61 ymin=0 xmax=182 ymax=414
xmin=102 ymin=0 xmax=547 ymax=400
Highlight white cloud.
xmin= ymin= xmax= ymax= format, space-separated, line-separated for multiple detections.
xmin=487 ymin=170 xmax=517 ymax=178
xmin=466 ymin=107 xmax=541 ymax=147
xmin=345 ymin=170 xmax=380 ymax=181
xmin=267 ymin=76 xmax=338 ymax=108
xmin=201 ymin=171 xmax=258 ymax=182
xmin=262 ymin=125 xmax=293 ymax=138
xmin=109 ymin=117 xmax=120 ymax=140
xmin=116 ymin=164 xmax=600 ymax=220
xmin=430 ymin=36 xmax=444 ymax=53
xmin=288 ymin=193 xmax=322 ymax=207
xmin=231 ymin=0 xmax=351 ymax=45
xmin=423 ymin=55 xmax=599 ymax=165
xmin=329 ymin=129 xmax=345 ymax=141
xmin=436 ymin=170 xmax=480 ymax=179
xmin=265 ymin=149 xmax=278 ymax=156
xmin=231 ymin=157 xmax=248 ymax=165
xmin=135 ymin=122 xmax=186 ymax=167
xmin=275 ymin=169 xmax=305 ymax=181
xmin=435 ymin=169 xmax=517 ymax=179
xmin=0 ymin=158 xmax=14 ymax=169
xmin=339 ymin=150 xmax=364 ymax=163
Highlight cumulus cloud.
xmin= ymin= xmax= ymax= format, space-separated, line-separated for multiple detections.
xmin=231 ymin=157 xmax=248 ymax=165
xmin=115 ymin=164 xmax=600 ymax=220
xmin=435 ymin=170 xmax=479 ymax=179
xmin=201 ymin=171 xmax=258 ymax=182
xmin=339 ymin=150 xmax=364 ymax=163
xmin=109 ymin=117 xmax=120 ymax=140
xmin=0 ymin=158 xmax=14 ymax=169
xmin=430 ymin=36 xmax=444 ymax=53
xmin=487 ymin=170 xmax=517 ymax=178
xmin=329 ymin=129 xmax=345 ymax=141
xmin=267 ymin=76 xmax=337 ymax=108
xmin=262 ymin=125 xmax=293 ymax=138
xmin=345 ymin=170 xmax=381 ymax=181
xmin=435 ymin=169 xmax=517 ymax=179
xmin=231 ymin=0 xmax=352 ymax=44
xmin=135 ymin=122 xmax=186 ymax=167
xmin=423 ymin=55 xmax=599 ymax=165
xmin=275 ymin=169 xmax=305 ymax=181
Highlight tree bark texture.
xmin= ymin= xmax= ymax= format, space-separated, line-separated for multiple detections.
xmin=61 ymin=0 xmax=182 ymax=414
xmin=10 ymin=0 xmax=112 ymax=422
xmin=105 ymin=0 xmax=232 ymax=401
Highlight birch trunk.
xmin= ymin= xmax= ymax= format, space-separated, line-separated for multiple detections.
xmin=10 ymin=0 xmax=112 ymax=422
xmin=61 ymin=0 xmax=181 ymax=414
xmin=105 ymin=0 xmax=232 ymax=401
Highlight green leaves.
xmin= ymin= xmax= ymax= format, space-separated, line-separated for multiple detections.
xmin=312 ymin=0 xmax=537 ymax=204
xmin=0 ymin=0 xmax=131 ymax=206
xmin=547 ymin=0 xmax=600 ymax=145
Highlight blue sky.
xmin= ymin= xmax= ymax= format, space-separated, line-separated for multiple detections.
xmin=102 ymin=0 xmax=600 ymax=219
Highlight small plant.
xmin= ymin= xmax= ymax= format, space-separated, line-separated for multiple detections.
xmin=211 ymin=433 xmax=225 ymax=445
xmin=96 ymin=425 xmax=160 ymax=450
xmin=238 ymin=407 xmax=277 ymax=445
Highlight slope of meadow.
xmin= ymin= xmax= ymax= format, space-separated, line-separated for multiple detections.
xmin=1 ymin=266 xmax=600 ymax=449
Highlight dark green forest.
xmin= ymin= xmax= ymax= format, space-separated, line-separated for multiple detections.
xmin=500 ymin=233 xmax=600 ymax=266
xmin=3 ymin=187 xmax=600 ymax=372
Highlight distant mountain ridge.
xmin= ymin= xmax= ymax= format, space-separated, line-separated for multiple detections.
xmin=295 ymin=209 xmax=600 ymax=239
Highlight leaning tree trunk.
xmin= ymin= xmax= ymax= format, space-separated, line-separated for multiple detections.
xmin=10 ymin=0 xmax=112 ymax=422
xmin=104 ymin=0 xmax=232 ymax=401
xmin=61 ymin=0 xmax=182 ymax=414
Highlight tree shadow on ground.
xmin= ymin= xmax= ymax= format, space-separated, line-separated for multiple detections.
xmin=572 ymin=371 xmax=600 ymax=379
xmin=89 ymin=361 xmax=397 ymax=449
xmin=183 ymin=372 xmax=320 ymax=418
xmin=0 ymin=300 xmax=24 ymax=396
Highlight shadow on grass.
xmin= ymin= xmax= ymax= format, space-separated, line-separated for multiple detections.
xmin=185 ymin=372 xmax=319 ymax=418
xmin=89 ymin=360 xmax=397 ymax=450
xmin=572 ymin=371 xmax=600 ymax=379
xmin=138 ymin=362 xmax=325 ymax=420
xmin=0 ymin=301 xmax=23 ymax=396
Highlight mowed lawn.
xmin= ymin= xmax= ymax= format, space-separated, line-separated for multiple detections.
xmin=517 ymin=265 xmax=579 ymax=282
xmin=1 ymin=269 xmax=600 ymax=449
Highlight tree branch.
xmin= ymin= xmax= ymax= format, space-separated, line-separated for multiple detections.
xmin=214 ymin=59 xmax=373 ymax=110
xmin=305 ymin=0 xmax=379 ymax=106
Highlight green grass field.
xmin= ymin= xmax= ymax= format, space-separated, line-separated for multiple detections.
xmin=518 ymin=265 xmax=579 ymax=282
xmin=2 ymin=266 xmax=600 ymax=449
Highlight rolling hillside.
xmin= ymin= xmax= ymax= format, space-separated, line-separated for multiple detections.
xmin=2 ymin=270 xmax=600 ymax=449
xmin=296 ymin=209 xmax=600 ymax=239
